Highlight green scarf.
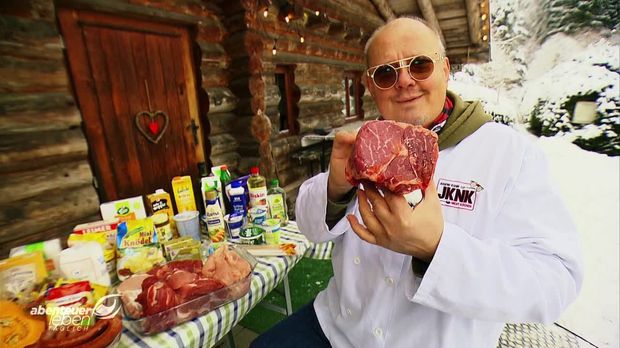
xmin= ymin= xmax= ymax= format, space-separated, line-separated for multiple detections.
xmin=437 ymin=91 xmax=493 ymax=150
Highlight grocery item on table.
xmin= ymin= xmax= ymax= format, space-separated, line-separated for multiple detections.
xmin=146 ymin=189 xmax=178 ymax=238
xmin=172 ymin=176 xmax=197 ymax=212
xmin=29 ymin=316 xmax=122 ymax=348
xmin=228 ymin=180 xmax=247 ymax=220
xmin=219 ymin=165 xmax=233 ymax=214
xmin=262 ymin=218 xmax=281 ymax=245
xmin=248 ymin=166 xmax=267 ymax=208
xmin=204 ymin=189 xmax=227 ymax=244
xmin=225 ymin=212 xmax=244 ymax=240
xmin=72 ymin=220 xmax=118 ymax=249
xmin=161 ymin=237 xmax=202 ymax=261
xmin=59 ymin=242 xmax=111 ymax=286
xmin=67 ymin=231 xmax=117 ymax=283
xmin=116 ymin=218 xmax=164 ymax=281
xmin=151 ymin=212 xmax=173 ymax=242
xmin=237 ymin=243 xmax=297 ymax=257
xmin=100 ymin=196 xmax=147 ymax=222
xmin=266 ymin=179 xmax=288 ymax=226
xmin=238 ymin=224 xmax=265 ymax=245
xmin=201 ymin=175 xmax=223 ymax=212
xmin=0 ymin=300 xmax=45 ymax=348
xmin=0 ymin=252 xmax=48 ymax=303
xmin=9 ymin=239 xmax=61 ymax=276
xmin=173 ymin=211 xmax=201 ymax=242
xmin=248 ymin=206 xmax=267 ymax=225
xmin=118 ymin=246 xmax=255 ymax=334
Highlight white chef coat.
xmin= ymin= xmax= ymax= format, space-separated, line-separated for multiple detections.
xmin=295 ymin=122 xmax=583 ymax=348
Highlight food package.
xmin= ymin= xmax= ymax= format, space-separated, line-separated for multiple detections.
xmin=68 ymin=231 xmax=117 ymax=284
xmin=0 ymin=252 xmax=48 ymax=303
xmin=100 ymin=196 xmax=147 ymax=222
xmin=59 ymin=242 xmax=111 ymax=286
xmin=161 ymin=237 xmax=202 ymax=261
xmin=172 ymin=176 xmax=197 ymax=212
xmin=116 ymin=218 xmax=165 ymax=280
xmin=147 ymin=189 xmax=178 ymax=238
xmin=10 ymin=239 xmax=62 ymax=277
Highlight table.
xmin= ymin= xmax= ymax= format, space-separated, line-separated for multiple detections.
xmin=118 ymin=223 xmax=311 ymax=348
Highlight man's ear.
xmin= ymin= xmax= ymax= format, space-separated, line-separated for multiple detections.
xmin=443 ymin=56 xmax=451 ymax=83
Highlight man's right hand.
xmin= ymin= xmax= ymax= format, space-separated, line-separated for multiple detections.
xmin=327 ymin=131 xmax=357 ymax=201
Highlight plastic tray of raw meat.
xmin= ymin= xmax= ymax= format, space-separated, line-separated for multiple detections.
xmin=117 ymin=244 xmax=257 ymax=334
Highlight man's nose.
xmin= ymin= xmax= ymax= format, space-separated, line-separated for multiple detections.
xmin=395 ymin=66 xmax=415 ymax=89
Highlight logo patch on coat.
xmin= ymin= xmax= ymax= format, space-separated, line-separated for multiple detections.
xmin=437 ymin=179 xmax=481 ymax=210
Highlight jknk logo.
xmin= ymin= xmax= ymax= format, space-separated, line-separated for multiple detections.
xmin=437 ymin=179 xmax=482 ymax=211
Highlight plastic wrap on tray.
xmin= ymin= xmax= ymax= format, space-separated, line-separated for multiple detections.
xmin=118 ymin=245 xmax=256 ymax=335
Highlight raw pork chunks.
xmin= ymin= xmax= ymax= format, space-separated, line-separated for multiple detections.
xmin=346 ymin=120 xmax=439 ymax=194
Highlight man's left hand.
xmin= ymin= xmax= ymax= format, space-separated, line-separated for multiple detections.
xmin=347 ymin=180 xmax=444 ymax=262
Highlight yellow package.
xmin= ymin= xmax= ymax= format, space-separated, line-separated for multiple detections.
xmin=147 ymin=189 xmax=178 ymax=238
xmin=172 ymin=176 xmax=197 ymax=212
xmin=0 ymin=252 xmax=48 ymax=302
xmin=116 ymin=218 xmax=164 ymax=280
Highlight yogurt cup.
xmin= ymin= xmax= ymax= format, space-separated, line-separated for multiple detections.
xmin=248 ymin=206 xmax=267 ymax=225
xmin=225 ymin=212 xmax=244 ymax=240
xmin=262 ymin=218 xmax=281 ymax=245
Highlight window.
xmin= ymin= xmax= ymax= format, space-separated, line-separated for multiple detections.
xmin=344 ymin=71 xmax=363 ymax=120
xmin=275 ymin=65 xmax=299 ymax=134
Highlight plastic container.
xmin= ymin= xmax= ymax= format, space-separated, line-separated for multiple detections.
xmin=267 ymin=179 xmax=288 ymax=226
xmin=119 ymin=245 xmax=257 ymax=335
xmin=228 ymin=181 xmax=247 ymax=218
xmin=262 ymin=218 xmax=281 ymax=245
xmin=247 ymin=166 xmax=267 ymax=208
xmin=248 ymin=206 xmax=267 ymax=225
xmin=225 ymin=212 xmax=244 ymax=240
xmin=173 ymin=211 xmax=201 ymax=241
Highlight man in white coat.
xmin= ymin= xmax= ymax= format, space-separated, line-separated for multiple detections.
xmin=251 ymin=17 xmax=582 ymax=348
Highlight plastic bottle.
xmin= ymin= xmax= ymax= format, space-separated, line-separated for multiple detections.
xmin=229 ymin=181 xmax=247 ymax=217
xmin=220 ymin=165 xmax=233 ymax=214
xmin=267 ymin=179 xmax=288 ymax=226
xmin=204 ymin=189 xmax=227 ymax=244
xmin=247 ymin=166 xmax=268 ymax=208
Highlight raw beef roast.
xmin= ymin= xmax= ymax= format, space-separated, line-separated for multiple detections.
xmin=346 ymin=120 xmax=439 ymax=194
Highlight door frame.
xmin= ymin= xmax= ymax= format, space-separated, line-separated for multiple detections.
xmin=57 ymin=8 xmax=206 ymax=201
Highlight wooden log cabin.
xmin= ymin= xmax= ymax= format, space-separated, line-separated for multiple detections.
xmin=0 ymin=0 xmax=490 ymax=257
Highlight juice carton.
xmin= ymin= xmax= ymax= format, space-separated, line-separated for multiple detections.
xmin=146 ymin=189 xmax=178 ymax=238
xmin=201 ymin=176 xmax=224 ymax=213
xmin=172 ymin=176 xmax=197 ymax=212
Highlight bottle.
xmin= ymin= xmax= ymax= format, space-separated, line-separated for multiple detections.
xmin=220 ymin=165 xmax=233 ymax=214
xmin=267 ymin=179 xmax=288 ymax=226
xmin=247 ymin=166 xmax=268 ymax=208
xmin=229 ymin=181 xmax=247 ymax=217
xmin=204 ymin=189 xmax=227 ymax=244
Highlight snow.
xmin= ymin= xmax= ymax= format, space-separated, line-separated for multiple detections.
xmin=538 ymin=137 xmax=619 ymax=348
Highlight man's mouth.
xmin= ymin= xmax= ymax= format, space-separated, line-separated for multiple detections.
xmin=395 ymin=95 xmax=423 ymax=103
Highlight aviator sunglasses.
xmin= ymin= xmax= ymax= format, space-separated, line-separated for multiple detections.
xmin=366 ymin=54 xmax=443 ymax=90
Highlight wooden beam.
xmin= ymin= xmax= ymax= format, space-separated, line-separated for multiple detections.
xmin=464 ymin=0 xmax=482 ymax=45
xmin=368 ymin=0 xmax=396 ymax=21
xmin=416 ymin=0 xmax=446 ymax=48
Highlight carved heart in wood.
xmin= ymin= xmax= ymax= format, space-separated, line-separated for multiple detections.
xmin=135 ymin=110 xmax=169 ymax=144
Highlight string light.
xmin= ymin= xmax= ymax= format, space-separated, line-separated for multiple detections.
xmin=285 ymin=15 xmax=290 ymax=23
xmin=481 ymin=13 xmax=487 ymax=21
xmin=263 ymin=8 xmax=269 ymax=17
xmin=272 ymin=40 xmax=277 ymax=55
xmin=482 ymin=35 xmax=488 ymax=41
xmin=315 ymin=10 xmax=320 ymax=16
xmin=299 ymin=32 xmax=305 ymax=43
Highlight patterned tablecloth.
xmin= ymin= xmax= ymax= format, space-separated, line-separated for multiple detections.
xmin=118 ymin=222 xmax=310 ymax=348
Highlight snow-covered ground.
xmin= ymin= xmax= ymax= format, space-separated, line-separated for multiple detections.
xmin=538 ymin=137 xmax=619 ymax=348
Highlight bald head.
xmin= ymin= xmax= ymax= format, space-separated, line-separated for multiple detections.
xmin=364 ymin=17 xmax=446 ymax=67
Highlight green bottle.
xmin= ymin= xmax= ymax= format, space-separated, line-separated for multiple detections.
xmin=267 ymin=179 xmax=288 ymax=226
xmin=220 ymin=165 xmax=232 ymax=214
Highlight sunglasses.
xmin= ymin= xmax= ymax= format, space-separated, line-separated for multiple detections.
xmin=366 ymin=54 xmax=443 ymax=90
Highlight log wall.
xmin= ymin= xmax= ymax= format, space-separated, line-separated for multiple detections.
xmin=0 ymin=0 xmax=233 ymax=257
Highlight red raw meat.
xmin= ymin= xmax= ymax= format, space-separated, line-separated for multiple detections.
xmin=177 ymin=278 xmax=226 ymax=301
xmin=346 ymin=120 xmax=439 ymax=194
xmin=166 ymin=270 xmax=197 ymax=290
xmin=141 ymin=281 xmax=177 ymax=316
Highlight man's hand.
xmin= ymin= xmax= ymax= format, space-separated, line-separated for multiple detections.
xmin=327 ymin=131 xmax=357 ymax=201
xmin=347 ymin=181 xmax=444 ymax=262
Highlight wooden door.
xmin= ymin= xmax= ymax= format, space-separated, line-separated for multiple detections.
xmin=58 ymin=9 xmax=203 ymax=201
